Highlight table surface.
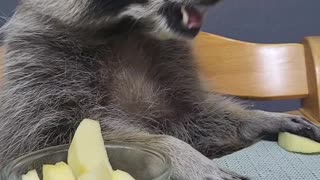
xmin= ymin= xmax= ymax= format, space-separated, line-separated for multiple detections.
xmin=216 ymin=140 xmax=320 ymax=180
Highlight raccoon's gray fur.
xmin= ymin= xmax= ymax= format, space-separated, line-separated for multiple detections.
xmin=1 ymin=0 xmax=320 ymax=179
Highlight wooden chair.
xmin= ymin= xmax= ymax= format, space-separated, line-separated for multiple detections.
xmin=0 ymin=32 xmax=319 ymax=124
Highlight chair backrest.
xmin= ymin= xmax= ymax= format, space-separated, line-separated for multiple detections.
xmin=0 ymin=33 xmax=319 ymax=123
xmin=194 ymin=32 xmax=320 ymax=123
xmin=194 ymin=32 xmax=308 ymax=100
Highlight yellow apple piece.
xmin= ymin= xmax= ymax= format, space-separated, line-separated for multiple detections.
xmin=112 ymin=170 xmax=135 ymax=180
xmin=43 ymin=162 xmax=75 ymax=180
xmin=278 ymin=132 xmax=320 ymax=153
xmin=68 ymin=119 xmax=113 ymax=177
xmin=22 ymin=169 xmax=40 ymax=180
xmin=78 ymin=162 xmax=113 ymax=180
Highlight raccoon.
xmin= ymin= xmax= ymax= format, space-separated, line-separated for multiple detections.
xmin=0 ymin=0 xmax=319 ymax=179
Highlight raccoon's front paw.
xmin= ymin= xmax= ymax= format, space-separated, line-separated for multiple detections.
xmin=171 ymin=156 xmax=249 ymax=180
xmin=188 ymin=168 xmax=248 ymax=180
xmin=204 ymin=169 xmax=249 ymax=180
xmin=258 ymin=111 xmax=320 ymax=142
xmin=280 ymin=114 xmax=320 ymax=142
xmin=173 ymin=167 xmax=248 ymax=180
xmin=161 ymin=135 xmax=249 ymax=180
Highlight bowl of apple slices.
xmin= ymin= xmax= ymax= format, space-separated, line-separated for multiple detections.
xmin=0 ymin=119 xmax=171 ymax=180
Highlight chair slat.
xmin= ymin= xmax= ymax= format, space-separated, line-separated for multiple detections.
xmin=194 ymin=32 xmax=309 ymax=100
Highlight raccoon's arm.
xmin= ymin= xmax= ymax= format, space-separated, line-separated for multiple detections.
xmin=189 ymin=92 xmax=320 ymax=158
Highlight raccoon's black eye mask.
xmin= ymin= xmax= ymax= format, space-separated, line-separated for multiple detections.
xmin=90 ymin=0 xmax=221 ymax=39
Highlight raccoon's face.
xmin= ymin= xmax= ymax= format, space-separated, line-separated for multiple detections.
xmin=94 ymin=0 xmax=221 ymax=39
xmin=25 ymin=0 xmax=220 ymax=39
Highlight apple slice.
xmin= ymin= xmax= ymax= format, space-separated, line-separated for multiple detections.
xmin=78 ymin=162 xmax=113 ymax=180
xmin=278 ymin=132 xmax=320 ymax=153
xmin=43 ymin=162 xmax=75 ymax=180
xmin=112 ymin=170 xmax=135 ymax=180
xmin=68 ymin=119 xmax=113 ymax=177
xmin=22 ymin=170 xmax=40 ymax=180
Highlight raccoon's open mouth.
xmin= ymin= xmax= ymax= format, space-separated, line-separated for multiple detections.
xmin=161 ymin=3 xmax=207 ymax=38
xmin=181 ymin=6 xmax=205 ymax=32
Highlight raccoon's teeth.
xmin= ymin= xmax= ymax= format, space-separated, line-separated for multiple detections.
xmin=181 ymin=6 xmax=189 ymax=28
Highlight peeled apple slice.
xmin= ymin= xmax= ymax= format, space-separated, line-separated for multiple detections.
xmin=78 ymin=162 xmax=113 ymax=180
xmin=68 ymin=119 xmax=113 ymax=177
xmin=43 ymin=162 xmax=75 ymax=180
xmin=22 ymin=170 xmax=40 ymax=180
xmin=112 ymin=170 xmax=135 ymax=180
xmin=278 ymin=132 xmax=320 ymax=153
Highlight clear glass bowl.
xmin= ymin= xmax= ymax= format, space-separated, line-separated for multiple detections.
xmin=0 ymin=143 xmax=171 ymax=180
